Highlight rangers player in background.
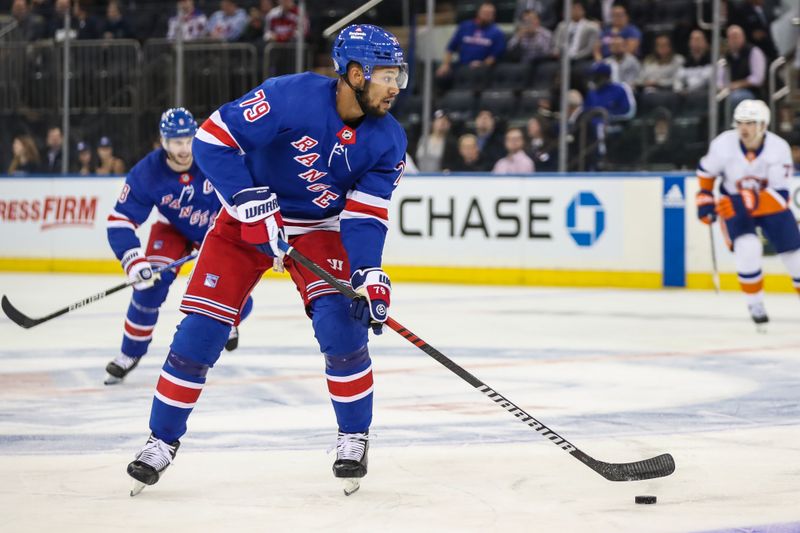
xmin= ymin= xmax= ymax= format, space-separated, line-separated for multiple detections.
xmin=696 ymin=99 xmax=800 ymax=326
xmin=125 ymin=25 xmax=408 ymax=496
xmin=105 ymin=108 xmax=251 ymax=385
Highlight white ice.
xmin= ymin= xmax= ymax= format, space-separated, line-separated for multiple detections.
xmin=1 ymin=273 xmax=799 ymax=533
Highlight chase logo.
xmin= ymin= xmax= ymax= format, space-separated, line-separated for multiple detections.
xmin=566 ymin=191 xmax=605 ymax=246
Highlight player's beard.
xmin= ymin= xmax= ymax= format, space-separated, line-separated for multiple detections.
xmin=357 ymin=82 xmax=390 ymax=118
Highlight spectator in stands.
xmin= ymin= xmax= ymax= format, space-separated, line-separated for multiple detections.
xmin=44 ymin=126 xmax=63 ymax=173
xmin=48 ymin=0 xmax=99 ymax=40
xmin=472 ymin=109 xmax=506 ymax=167
xmin=95 ymin=136 xmax=125 ymax=175
xmin=415 ymin=110 xmax=458 ymax=173
xmin=72 ymin=0 xmax=101 ymax=39
xmin=594 ymin=3 xmax=641 ymax=60
xmin=674 ymin=29 xmax=712 ymax=94
xmin=207 ymin=0 xmax=248 ymax=42
xmin=525 ymin=116 xmax=556 ymax=171
xmin=447 ymin=134 xmax=492 ymax=172
xmin=9 ymin=0 xmax=46 ymax=41
xmin=729 ymin=0 xmax=778 ymax=61
xmin=604 ymin=35 xmax=640 ymax=86
xmin=167 ymin=0 xmax=208 ymax=41
xmin=514 ymin=0 xmax=558 ymax=30
xmin=718 ymin=24 xmax=766 ymax=108
xmin=493 ymin=128 xmax=535 ymax=174
xmin=102 ymin=0 xmax=134 ymax=40
xmin=638 ymin=34 xmax=684 ymax=91
xmin=507 ymin=10 xmax=553 ymax=64
xmin=643 ymin=116 xmax=679 ymax=168
xmin=73 ymin=141 xmax=95 ymax=175
xmin=264 ymin=0 xmax=308 ymax=43
xmin=586 ymin=62 xmax=635 ymax=123
xmin=585 ymin=62 xmax=635 ymax=163
xmin=553 ymin=1 xmax=600 ymax=62
xmin=8 ymin=135 xmax=42 ymax=176
xmin=239 ymin=6 xmax=266 ymax=43
xmin=436 ymin=3 xmax=506 ymax=80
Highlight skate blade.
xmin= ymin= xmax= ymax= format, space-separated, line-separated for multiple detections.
xmin=342 ymin=478 xmax=360 ymax=496
xmin=755 ymin=323 xmax=768 ymax=334
xmin=104 ymin=374 xmax=124 ymax=386
xmin=130 ymin=480 xmax=146 ymax=497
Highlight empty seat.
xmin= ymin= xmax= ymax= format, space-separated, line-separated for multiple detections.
xmin=438 ymin=89 xmax=477 ymax=118
xmin=453 ymin=64 xmax=491 ymax=91
xmin=490 ymin=63 xmax=530 ymax=90
xmin=479 ymin=89 xmax=518 ymax=117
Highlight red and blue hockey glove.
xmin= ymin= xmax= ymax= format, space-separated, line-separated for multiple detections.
xmin=121 ymin=247 xmax=156 ymax=290
xmin=350 ymin=267 xmax=391 ymax=335
xmin=233 ymin=186 xmax=285 ymax=259
xmin=695 ymin=189 xmax=717 ymax=225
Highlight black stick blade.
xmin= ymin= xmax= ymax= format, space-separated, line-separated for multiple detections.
xmin=574 ymin=450 xmax=676 ymax=481
xmin=1 ymin=295 xmax=39 ymax=329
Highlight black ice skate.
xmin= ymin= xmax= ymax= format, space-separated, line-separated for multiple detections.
xmin=748 ymin=302 xmax=769 ymax=332
xmin=127 ymin=433 xmax=181 ymax=496
xmin=332 ymin=430 xmax=369 ymax=496
xmin=104 ymin=354 xmax=141 ymax=385
xmin=225 ymin=326 xmax=239 ymax=351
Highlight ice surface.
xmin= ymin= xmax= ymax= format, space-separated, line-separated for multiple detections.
xmin=1 ymin=273 xmax=799 ymax=532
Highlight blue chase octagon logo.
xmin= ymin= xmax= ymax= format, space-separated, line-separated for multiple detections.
xmin=566 ymin=191 xmax=605 ymax=246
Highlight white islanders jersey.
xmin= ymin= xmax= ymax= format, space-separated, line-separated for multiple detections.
xmin=697 ymin=130 xmax=793 ymax=195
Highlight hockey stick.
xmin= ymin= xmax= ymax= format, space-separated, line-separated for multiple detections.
xmin=1 ymin=253 xmax=197 ymax=329
xmin=277 ymin=240 xmax=675 ymax=482
xmin=709 ymin=223 xmax=721 ymax=293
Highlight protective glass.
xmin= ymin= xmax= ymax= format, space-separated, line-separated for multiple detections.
xmin=368 ymin=63 xmax=409 ymax=90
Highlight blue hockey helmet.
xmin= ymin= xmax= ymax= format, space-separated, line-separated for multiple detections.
xmin=332 ymin=24 xmax=408 ymax=89
xmin=159 ymin=107 xmax=198 ymax=139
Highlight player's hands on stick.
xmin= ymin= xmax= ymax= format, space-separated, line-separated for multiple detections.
xmin=121 ymin=247 xmax=157 ymax=290
xmin=696 ymin=189 xmax=717 ymax=224
xmin=233 ymin=186 xmax=286 ymax=259
xmin=715 ymin=195 xmax=737 ymax=220
xmin=350 ymin=267 xmax=391 ymax=334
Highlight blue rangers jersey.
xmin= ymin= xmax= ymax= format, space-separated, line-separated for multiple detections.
xmin=192 ymin=72 xmax=407 ymax=272
xmin=107 ymin=148 xmax=221 ymax=259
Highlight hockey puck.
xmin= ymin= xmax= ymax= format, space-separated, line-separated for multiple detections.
xmin=635 ymin=495 xmax=657 ymax=504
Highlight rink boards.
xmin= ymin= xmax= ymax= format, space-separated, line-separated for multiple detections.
xmin=1 ymin=173 xmax=799 ymax=292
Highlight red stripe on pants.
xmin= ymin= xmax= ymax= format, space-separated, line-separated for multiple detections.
xmin=327 ymin=371 xmax=373 ymax=399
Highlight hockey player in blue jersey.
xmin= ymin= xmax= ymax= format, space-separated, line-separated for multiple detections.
xmin=125 ymin=24 xmax=408 ymax=497
xmin=105 ymin=108 xmax=252 ymax=385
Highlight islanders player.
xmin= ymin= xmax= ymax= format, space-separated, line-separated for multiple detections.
xmin=105 ymin=108 xmax=251 ymax=385
xmin=125 ymin=25 xmax=408 ymax=496
xmin=696 ymin=99 xmax=800 ymax=326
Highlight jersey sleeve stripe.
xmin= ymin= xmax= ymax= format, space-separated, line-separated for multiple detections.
xmin=199 ymin=111 xmax=242 ymax=151
xmin=342 ymin=199 xmax=389 ymax=221
xmin=345 ymin=190 xmax=391 ymax=209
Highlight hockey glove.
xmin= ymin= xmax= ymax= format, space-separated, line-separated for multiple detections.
xmin=737 ymin=178 xmax=762 ymax=213
xmin=696 ymin=189 xmax=717 ymax=224
xmin=121 ymin=247 xmax=156 ymax=291
xmin=715 ymin=195 xmax=737 ymax=220
xmin=350 ymin=267 xmax=391 ymax=335
xmin=233 ymin=186 xmax=286 ymax=259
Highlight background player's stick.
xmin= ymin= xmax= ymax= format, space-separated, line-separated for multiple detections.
xmin=277 ymin=240 xmax=675 ymax=482
xmin=1 ymin=253 xmax=197 ymax=329
xmin=709 ymin=223 xmax=721 ymax=293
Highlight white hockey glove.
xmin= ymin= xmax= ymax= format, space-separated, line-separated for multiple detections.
xmin=232 ymin=186 xmax=286 ymax=259
xmin=121 ymin=247 xmax=157 ymax=291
